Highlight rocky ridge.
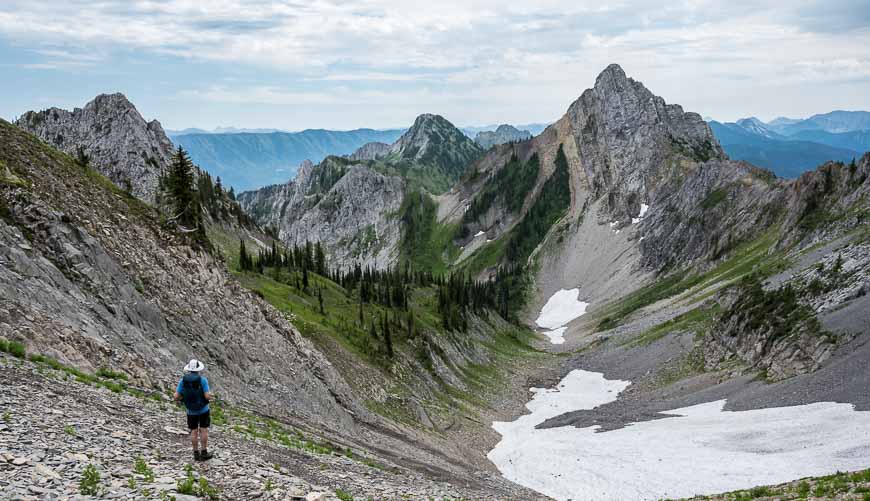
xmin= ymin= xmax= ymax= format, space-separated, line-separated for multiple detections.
xmin=15 ymin=94 xmax=173 ymax=203
xmin=345 ymin=142 xmax=390 ymax=161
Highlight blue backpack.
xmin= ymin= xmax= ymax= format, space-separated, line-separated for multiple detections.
xmin=181 ymin=374 xmax=207 ymax=412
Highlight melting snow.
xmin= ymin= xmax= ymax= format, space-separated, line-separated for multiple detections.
xmin=535 ymin=289 xmax=589 ymax=344
xmin=542 ymin=327 xmax=566 ymax=344
xmin=474 ymin=230 xmax=485 ymax=237
xmin=489 ymin=369 xmax=870 ymax=501
xmin=536 ymin=289 xmax=589 ymax=330
xmin=632 ymin=203 xmax=650 ymax=225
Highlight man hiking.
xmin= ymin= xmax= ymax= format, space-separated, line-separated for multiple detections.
xmin=173 ymin=359 xmax=213 ymax=461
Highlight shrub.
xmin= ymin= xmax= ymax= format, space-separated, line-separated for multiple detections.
xmin=335 ymin=488 xmax=354 ymax=501
xmin=80 ymin=464 xmax=101 ymax=495
xmin=134 ymin=456 xmax=155 ymax=483
xmin=4 ymin=340 xmax=26 ymax=359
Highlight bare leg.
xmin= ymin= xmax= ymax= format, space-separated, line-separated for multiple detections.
xmin=190 ymin=428 xmax=199 ymax=451
xmin=200 ymin=428 xmax=208 ymax=451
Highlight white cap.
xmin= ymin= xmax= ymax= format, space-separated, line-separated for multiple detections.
xmin=184 ymin=359 xmax=205 ymax=372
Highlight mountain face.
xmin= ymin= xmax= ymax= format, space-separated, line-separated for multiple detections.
xmin=15 ymin=93 xmax=173 ymax=203
xmin=567 ymin=63 xmax=724 ymax=217
xmin=382 ymin=114 xmax=483 ymax=192
xmin=474 ymin=124 xmax=533 ymax=149
xmin=238 ymin=157 xmax=405 ymax=270
xmin=346 ymin=141 xmax=390 ymax=161
xmin=172 ymin=128 xmax=406 ymax=192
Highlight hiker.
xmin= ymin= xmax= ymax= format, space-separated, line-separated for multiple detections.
xmin=173 ymin=359 xmax=213 ymax=461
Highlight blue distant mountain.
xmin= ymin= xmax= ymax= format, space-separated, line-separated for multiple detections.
xmin=172 ymin=128 xmax=406 ymax=191
xmin=708 ymin=111 xmax=869 ymax=178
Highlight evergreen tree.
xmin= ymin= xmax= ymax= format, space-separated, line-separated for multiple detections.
xmin=165 ymin=146 xmax=202 ymax=231
xmin=384 ymin=312 xmax=394 ymax=358
xmin=317 ymin=285 xmax=325 ymax=315
xmin=239 ymin=239 xmax=250 ymax=271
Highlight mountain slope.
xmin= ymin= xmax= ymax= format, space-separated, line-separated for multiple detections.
xmin=15 ymin=93 xmax=173 ymax=203
xmin=173 ymin=128 xmax=406 ymax=191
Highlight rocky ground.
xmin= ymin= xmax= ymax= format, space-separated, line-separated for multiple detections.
xmin=0 ymin=354 xmax=542 ymax=501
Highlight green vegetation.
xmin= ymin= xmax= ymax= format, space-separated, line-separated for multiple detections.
xmin=335 ymin=488 xmax=355 ymax=501
xmin=623 ymin=304 xmax=720 ymax=348
xmin=597 ymin=227 xmax=786 ymax=331
xmin=462 ymin=153 xmax=539 ymax=226
xmin=718 ymin=276 xmax=824 ymax=343
xmin=95 ymin=367 xmax=128 ymax=381
xmin=399 ymin=190 xmax=459 ymax=274
xmin=134 ymin=456 xmax=155 ymax=483
xmin=80 ymin=464 xmax=101 ymax=496
xmin=682 ymin=469 xmax=870 ymax=500
xmin=504 ymin=145 xmax=571 ymax=264
xmin=700 ymin=188 xmax=728 ymax=209
xmin=63 ymin=425 xmax=77 ymax=437
xmin=177 ymin=465 xmax=219 ymax=499
xmin=0 ymin=339 xmax=26 ymax=358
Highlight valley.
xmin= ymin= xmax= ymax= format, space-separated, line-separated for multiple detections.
xmin=2 ymin=61 xmax=870 ymax=501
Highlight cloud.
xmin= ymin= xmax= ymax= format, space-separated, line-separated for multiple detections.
xmin=1 ymin=0 xmax=869 ymax=127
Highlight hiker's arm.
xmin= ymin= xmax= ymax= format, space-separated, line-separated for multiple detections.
xmin=204 ymin=391 xmax=212 ymax=402
xmin=173 ymin=391 xmax=181 ymax=401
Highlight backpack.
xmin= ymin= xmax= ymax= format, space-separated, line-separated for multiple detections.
xmin=181 ymin=373 xmax=207 ymax=412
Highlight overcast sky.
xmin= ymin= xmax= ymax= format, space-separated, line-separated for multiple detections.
xmin=1 ymin=0 xmax=868 ymax=131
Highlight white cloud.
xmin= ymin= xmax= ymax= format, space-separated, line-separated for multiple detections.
xmin=1 ymin=0 xmax=869 ymax=127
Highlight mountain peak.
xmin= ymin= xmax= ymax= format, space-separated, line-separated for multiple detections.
xmin=16 ymin=93 xmax=174 ymax=202
xmin=384 ymin=113 xmax=483 ymax=192
xmin=474 ymin=124 xmax=532 ymax=149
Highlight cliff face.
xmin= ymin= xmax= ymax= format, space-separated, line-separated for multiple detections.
xmin=15 ymin=93 xmax=174 ymax=203
xmin=346 ymin=141 xmax=390 ymax=161
xmin=566 ymin=64 xmax=725 ymax=221
xmin=238 ymin=157 xmax=405 ymax=270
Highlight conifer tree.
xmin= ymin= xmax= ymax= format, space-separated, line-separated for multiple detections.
xmin=164 ymin=146 xmax=204 ymax=237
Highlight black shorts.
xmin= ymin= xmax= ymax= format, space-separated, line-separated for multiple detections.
xmin=186 ymin=411 xmax=210 ymax=430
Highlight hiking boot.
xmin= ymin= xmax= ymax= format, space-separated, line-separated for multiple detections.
xmin=193 ymin=450 xmax=201 ymax=461
xmin=199 ymin=449 xmax=213 ymax=461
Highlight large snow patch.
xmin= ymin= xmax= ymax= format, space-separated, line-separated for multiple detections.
xmin=488 ymin=370 xmax=870 ymax=501
xmin=535 ymin=289 xmax=589 ymax=330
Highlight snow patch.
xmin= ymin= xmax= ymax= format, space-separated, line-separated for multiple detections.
xmin=541 ymin=327 xmax=566 ymax=344
xmin=474 ymin=230 xmax=485 ymax=237
xmin=535 ymin=289 xmax=589 ymax=330
xmin=632 ymin=203 xmax=650 ymax=224
xmin=489 ymin=369 xmax=870 ymax=501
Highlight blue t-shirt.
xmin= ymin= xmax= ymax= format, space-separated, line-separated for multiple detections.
xmin=177 ymin=375 xmax=210 ymax=415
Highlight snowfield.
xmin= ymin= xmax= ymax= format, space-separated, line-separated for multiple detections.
xmin=535 ymin=289 xmax=589 ymax=344
xmin=488 ymin=369 xmax=870 ymax=501
xmin=535 ymin=289 xmax=589 ymax=330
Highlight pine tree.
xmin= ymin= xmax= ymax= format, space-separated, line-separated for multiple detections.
xmin=239 ymin=239 xmax=250 ymax=271
xmin=317 ymin=285 xmax=325 ymax=315
xmin=302 ymin=266 xmax=310 ymax=292
xmin=384 ymin=312 xmax=394 ymax=358
xmin=165 ymin=146 xmax=202 ymax=231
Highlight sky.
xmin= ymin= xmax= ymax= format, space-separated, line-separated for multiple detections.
xmin=1 ymin=0 xmax=869 ymax=131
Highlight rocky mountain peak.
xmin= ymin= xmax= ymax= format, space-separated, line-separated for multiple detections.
xmin=567 ymin=63 xmax=725 ymax=218
xmin=384 ymin=113 xmax=483 ymax=192
xmin=15 ymin=93 xmax=174 ymax=203
xmin=346 ymin=141 xmax=390 ymax=161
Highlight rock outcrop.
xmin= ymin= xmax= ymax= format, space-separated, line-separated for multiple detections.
xmin=346 ymin=141 xmax=390 ymax=161
xmin=15 ymin=93 xmax=173 ymax=203
xmin=566 ymin=64 xmax=724 ymax=220
xmin=239 ymin=157 xmax=405 ymax=270
xmin=474 ymin=125 xmax=532 ymax=149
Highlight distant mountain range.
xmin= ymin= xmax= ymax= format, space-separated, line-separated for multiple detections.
xmin=170 ymin=122 xmax=550 ymax=191
xmin=709 ymin=111 xmax=870 ymax=178
xmin=171 ymin=128 xmax=406 ymax=191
